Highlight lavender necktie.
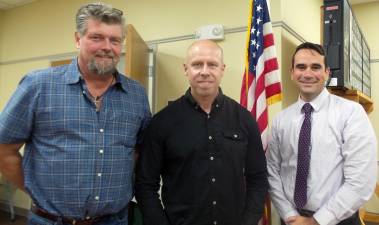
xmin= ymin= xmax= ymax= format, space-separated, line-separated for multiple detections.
xmin=294 ymin=103 xmax=313 ymax=209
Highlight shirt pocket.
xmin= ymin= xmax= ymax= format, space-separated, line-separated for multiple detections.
xmin=109 ymin=111 xmax=142 ymax=147
xmin=220 ymin=130 xmax=248 ymax=161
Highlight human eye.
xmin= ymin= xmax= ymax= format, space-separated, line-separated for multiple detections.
xmin=311 ymin=64 xmax=322 ymax=71
xmin=89 ymin=35 xmax=102 ymax=42
xmin=295 ymin=64 xmax=306 ymax=70
xmin=192 ymin=62 xmax=202 ymax=68
xmin=110 ymin=37 xmax=122 ymax=45
xmin=208 ymin=62 xmax=218 ymax=68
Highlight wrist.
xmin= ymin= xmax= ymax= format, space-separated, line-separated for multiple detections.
xmin=311 ymin=216 xmax=320 ymax=225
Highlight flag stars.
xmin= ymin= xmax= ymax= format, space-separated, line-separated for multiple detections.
xmin=256 ymin=17 xmax=262 ymax=25
xmin=243 ymin=1 xmax=281 ymax=134
xmin=257 ymin=4 xmax=262 ymax=12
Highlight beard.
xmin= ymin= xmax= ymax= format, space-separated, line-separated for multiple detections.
xmin=87 ymin=51 xmax=118 ymax=76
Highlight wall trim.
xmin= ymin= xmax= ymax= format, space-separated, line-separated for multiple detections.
xmin=0 ymin=51 xmax=77 ymax=66
xmin=145 ymin=21 xmax=306 ymax=45
xmin=0 ymin=20 xmax=298 ymax=65
xmin=0 ymin=21 xmax=378 ymax=65
xmin=273 ymin=21 xmax=306 ymax=43
xmin=0 ymin=201 xmax=29 ymax=217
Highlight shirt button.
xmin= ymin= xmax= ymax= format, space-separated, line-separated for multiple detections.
xmin=95 ymin=196 xmax=99 ymax=200
xmin=216 ymin=104 xmax=219 ymax=108
xmin=97 ymin=173 xmax=102 ymax=177
xmin=82 ymin=91 xmax=86 ymax=94
xmin=207 ymin=114 xmax=211 ymax=119
xmin=208 ymin=136 xmax=213 ymax=140
xmin=211 ymin=178 xmax=216 ymax=182
xmin=86 ymin=216 xmax=91 ymax=220
xmin=212 ymin=201 xmax=217 ymax=205
xmin=210 ymin=156 xmax=214 ymax=161
xmin=233 ymin=134 xmax=238 ymax=138
xmin=99 ymin=149 xmax=104 ymax=154
xmin=99 ymin=129 xmax=104 ymax=133
xmin=213 ymin=221 xmax=217 ymax=225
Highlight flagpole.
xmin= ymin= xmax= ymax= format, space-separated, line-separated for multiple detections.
xmin=244 ymin=0 xmax=255 ymax=100
xmin=240 ymin=1 xmax=281 ymax=224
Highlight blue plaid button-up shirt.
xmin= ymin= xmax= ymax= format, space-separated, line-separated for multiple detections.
xmin=0 ymin=59 xmax=151 ymax=219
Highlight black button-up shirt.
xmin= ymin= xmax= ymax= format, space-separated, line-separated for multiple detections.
xmin=136 ymin=89 xmax=268 ymax=225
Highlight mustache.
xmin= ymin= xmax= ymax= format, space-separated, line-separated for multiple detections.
xmin=94 ymin=51 xmax=115 ymax=58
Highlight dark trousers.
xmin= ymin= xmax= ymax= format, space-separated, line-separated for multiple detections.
xmin=280 ymin=210 xmax=361 ymax=225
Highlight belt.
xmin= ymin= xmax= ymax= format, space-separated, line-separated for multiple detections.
xmin=297 ymin=208 xmax=315 ymax=217
xmin=31 ymin=205 xmax=108 ymax=225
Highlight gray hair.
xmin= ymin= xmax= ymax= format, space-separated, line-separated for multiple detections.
xmin=76 ymin=2 xmax=126 ymax=39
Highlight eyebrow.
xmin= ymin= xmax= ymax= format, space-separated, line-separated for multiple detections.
xmin=295 ymin=63 xmax=322 ymax=67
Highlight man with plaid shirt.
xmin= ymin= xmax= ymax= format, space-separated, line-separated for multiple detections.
xmin=0 ymin=3 xmax=150 ymax=225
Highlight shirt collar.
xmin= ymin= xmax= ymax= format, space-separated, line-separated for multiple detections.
xmin=297 ymin=88 xmax=330 ymax=113
xmin=64 ymin=59 xmax=81 ymax=84
xmin=184 ymin=88 xmax=224 ymax=109
xmin=114 ymin=73 xmax=130 ymax=93
xmin=64 ymin=58 xmax=129 ymax=93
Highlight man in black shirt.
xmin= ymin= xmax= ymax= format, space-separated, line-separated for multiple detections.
xmin=135 ymin=40 xmax=268 ymax=225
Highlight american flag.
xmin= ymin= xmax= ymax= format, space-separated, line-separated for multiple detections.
xmin=240 ymin=0 xmax=281 ymax=152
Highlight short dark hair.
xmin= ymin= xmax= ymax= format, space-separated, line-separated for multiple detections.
xmin=291 ymin=42 xmax=327 ymax=69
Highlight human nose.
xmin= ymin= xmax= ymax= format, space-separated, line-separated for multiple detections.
xmin=101 ymin=39 xmax=112 ymax=51
xmin=302 ymin=67 xmax=314 ymax=77
xmin=200 ymin=64 xmax=210 ymax=76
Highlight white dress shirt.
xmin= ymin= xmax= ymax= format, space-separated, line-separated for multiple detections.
xmin=267 ymin=88 xmax=377 ymax=225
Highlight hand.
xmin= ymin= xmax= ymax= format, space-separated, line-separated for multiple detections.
xmin=285 ymin=216 xmax=319 ymax=225
xmin=285 ymin=216 xmax=297 ymax=224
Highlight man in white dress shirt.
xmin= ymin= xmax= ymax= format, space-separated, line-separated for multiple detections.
xmin=267 ymin=42 xmax=377 ymax=225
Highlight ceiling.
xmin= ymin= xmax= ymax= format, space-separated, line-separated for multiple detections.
xmin=0 ymin=0 xmax=378 ymax=10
